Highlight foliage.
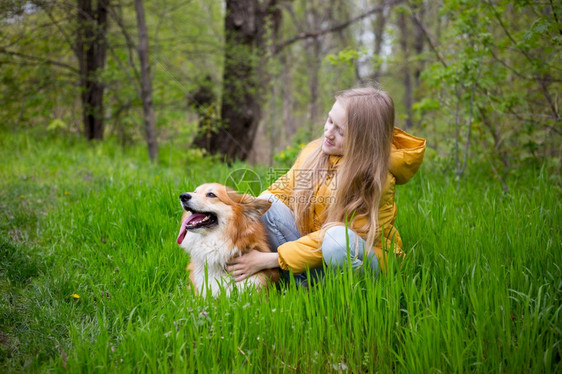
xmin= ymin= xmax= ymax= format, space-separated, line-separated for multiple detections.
xmin=2 ymin=0 xmax=558 ymax=171
xmin=1 ymin=128 xmax=560 ymax=372
xmin=273 ymin=126 xmax=315 ymax=167
xmin=0 ymin=4 xmax=80 ymax=132
xmin=325 ymin=46 xmax=369 ymax=68
xmin=0 ymin=0 xmax=224 ymax=145
xmin=417 ymin=0 xmax=561 ymax=173
xmin=273 ymin=142 xmax=305 ymax=168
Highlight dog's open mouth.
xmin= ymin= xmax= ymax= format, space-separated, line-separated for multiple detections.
xmin=176 ymin=210 xmax=218 ymax=244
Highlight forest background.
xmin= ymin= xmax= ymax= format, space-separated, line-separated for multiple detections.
xmin=1 ymin=0 xmax=560 ymax=176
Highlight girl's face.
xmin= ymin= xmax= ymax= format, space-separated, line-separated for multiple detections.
xmin=322 ymin=100 xmax=346 ymax=155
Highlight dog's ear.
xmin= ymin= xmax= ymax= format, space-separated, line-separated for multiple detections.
xmin=225 ymin=189 xmax=272 ymax=220
xmin=248 ymin=198 xmax=272 ymax=216
xmin=240 ymin=195 xmax=272 ymax=221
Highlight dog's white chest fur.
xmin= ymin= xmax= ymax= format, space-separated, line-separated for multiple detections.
xmin=180 ymin=230 xmax=262 ymax=297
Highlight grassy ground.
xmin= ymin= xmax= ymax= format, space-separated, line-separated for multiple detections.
xmin=1 ymin=129 xmax=560 ymax=372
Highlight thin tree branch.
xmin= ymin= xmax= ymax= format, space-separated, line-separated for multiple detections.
xmin=273 ymin=0 xmax=403 ymax=54
xmin=106 ymin=0 xmax=141 ymax=84
xmin=485 ymin=1 xmax=559 ymax=73
xmin=486 ymin=154 xmax=509 ymax=193
xmin=40 ymin=4 xmax=79 ymax=57
xmin=0 ymin=60 xmax=77 ymax=81
xmin=549 ymin=0 xmax=562 ymax=36
xmin=0 ymin=47 xmax=79 ymax=74
xmin=407 ymin=1 xmax=447 ymax=68
xmin=484 ymin=0 xmax=560 ymax=121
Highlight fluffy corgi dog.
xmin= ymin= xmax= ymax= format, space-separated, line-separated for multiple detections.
xmin=177 ymin=183 xmax=280 ymax=297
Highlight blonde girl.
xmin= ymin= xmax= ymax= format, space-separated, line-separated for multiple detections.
xmin=226 ymin=87 xmax=425 ymax=280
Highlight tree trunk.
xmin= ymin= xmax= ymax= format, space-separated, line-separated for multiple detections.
xmin=282 ymin=53 xmax=296 ymax=143
xmin=306 ymin=36 xmax=322 ymax=132
xmin=134 ymin=0 xmax=158 ymax=161
xmin=412 ymin=3 xmax=425 ymax=90
xmin=219 ymin=0 xmax=260 ymax=161
xmin=305 ymin=0 xmax=322 ymax=130
xmin=76 ymin=0 xmax=109 ymax=140
xmin=372 ymin=0 xmax=387 ymax=81
xmin=194 ymin=0 xmax=278 ymax=162
xmin=397 ymin=10 xmax=413 ymax=129
xmin=194 ymin=0 xmax=258 ymax=162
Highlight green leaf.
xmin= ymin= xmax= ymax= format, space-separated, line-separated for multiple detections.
xmin=412 ymin=98 xmax=440 ymax=112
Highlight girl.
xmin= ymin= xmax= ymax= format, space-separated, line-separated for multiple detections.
xmin=226 ymin=87 xmax=425 ymax=281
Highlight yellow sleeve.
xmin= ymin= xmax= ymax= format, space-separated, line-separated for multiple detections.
xmin=277 ymin=231 xmax=323 ymax=273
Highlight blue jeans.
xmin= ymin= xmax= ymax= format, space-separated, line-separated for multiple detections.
xmin=259 ymin=194 xmax=379 ymax=278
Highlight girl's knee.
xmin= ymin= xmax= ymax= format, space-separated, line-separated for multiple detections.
xmin=322 ymin=226 xmax=356 ymax=266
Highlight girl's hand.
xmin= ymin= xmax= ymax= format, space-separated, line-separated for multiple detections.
xmin=226 ymin=250 xmax=279 ymax=282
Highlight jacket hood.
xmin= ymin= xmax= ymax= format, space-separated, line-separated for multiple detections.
xmin=390 ymin=127 xmax=426 ymax=185
xmin=295 ymin=128 xmax=425 ymax=185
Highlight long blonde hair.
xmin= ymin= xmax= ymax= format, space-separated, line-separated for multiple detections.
xmin=293 ymin=87 xmax=395 ymax=249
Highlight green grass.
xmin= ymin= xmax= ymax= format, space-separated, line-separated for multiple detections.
xmin=1 ymin=129 xmax=560 ymax=372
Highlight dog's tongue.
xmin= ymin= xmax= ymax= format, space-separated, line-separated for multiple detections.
xmin=177 ymin=219 xmax=189 ymax=244
xmin=176 ymin=214 xmax=207 ymax=244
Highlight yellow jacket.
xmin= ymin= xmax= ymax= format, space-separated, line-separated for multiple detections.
xmin=267 ymin=127 xmax=426 ymax=273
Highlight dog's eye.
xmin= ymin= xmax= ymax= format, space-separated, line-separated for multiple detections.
xmin=206 ymin=192 xmax=217 ymax=198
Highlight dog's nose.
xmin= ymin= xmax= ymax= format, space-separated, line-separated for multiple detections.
xmin=180 ymin=193 xmax=192 ymax=202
